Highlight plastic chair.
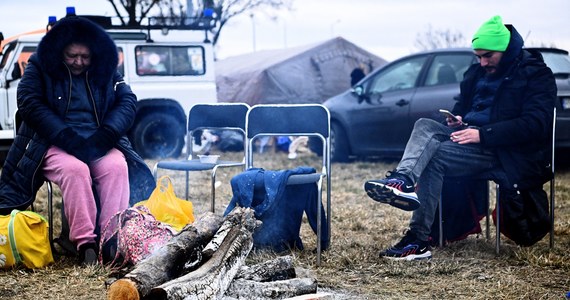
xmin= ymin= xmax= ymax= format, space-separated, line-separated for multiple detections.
xmin=245 ymin=104 xmax=331 ymax=266
xmin=152 ymin=103 xmax=250 ymax=212
xmin=437 ymin=108 xmax=557 ymax=253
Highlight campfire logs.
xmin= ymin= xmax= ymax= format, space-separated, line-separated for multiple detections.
xmin=107 ymin=207 xmax=318 ymax=300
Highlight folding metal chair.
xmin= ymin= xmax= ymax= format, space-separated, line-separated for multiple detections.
xmin=245 ymin=104 xmax=331 ymax=266
xmin=152 ymin=103 xmax=249 ymax=212
xmin=438 ymin=108 xmax=557 ymax=253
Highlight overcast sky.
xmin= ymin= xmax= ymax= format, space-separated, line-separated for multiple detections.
xmin=2 ymin=0 xmax=569 ymax=61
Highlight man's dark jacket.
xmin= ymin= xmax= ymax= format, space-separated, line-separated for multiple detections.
xmin=453 ymin=24 xmax=556 ymax=190
xmin=0 ymin=16 xmax=155 ymax=214
xmin=446 ymin=24 xmax=556 ymax=246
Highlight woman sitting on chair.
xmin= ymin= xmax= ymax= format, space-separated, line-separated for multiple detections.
xmin=0 ymin=16 xmax=155 ymax=265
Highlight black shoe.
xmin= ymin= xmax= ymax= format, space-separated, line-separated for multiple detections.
xmin=380 ymin=231 xmax=432 ymax=261
xmin=364 ymin=171 xmax=420 ymax=211
xmin=79 ymin=243 xmax=98 ymax=266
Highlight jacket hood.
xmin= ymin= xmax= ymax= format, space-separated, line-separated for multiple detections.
xmin=494 ymin=24 xmax=524 ymax=76
xmin=36 ymin=16 xmax=118 ymax=87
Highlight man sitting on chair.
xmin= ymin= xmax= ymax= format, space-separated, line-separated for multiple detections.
xmin=363 ymin=15 xmax=556 ymax=260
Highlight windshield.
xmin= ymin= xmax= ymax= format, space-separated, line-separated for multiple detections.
xmin=541 ymin=52 xmax=570 ymax=74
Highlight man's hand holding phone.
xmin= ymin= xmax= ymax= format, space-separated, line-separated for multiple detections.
xmin=439 ymin=109 xmax=467 ymax=127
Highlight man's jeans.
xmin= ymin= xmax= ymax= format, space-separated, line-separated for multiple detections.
xmin=395 ymin=118 xmax=502 ymax=241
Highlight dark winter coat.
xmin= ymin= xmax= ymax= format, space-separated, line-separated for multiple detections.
xmin=0 ymin=16 xmax=155 ymax=214
xmin=442 ymin=24 xmax=556 ymax=246
xmin=453 ymin=24 xmax=556 ymax=190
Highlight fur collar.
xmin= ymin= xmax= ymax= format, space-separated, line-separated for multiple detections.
xmin=36 ymin=16 xmax=118 ymax=87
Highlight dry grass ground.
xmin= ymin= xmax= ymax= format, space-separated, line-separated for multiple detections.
xmin=1 ymin=149 xmax=569 ymax=299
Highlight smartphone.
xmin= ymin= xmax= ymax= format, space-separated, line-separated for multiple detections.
xmin=439 ymin=109 xmax=466 ymax=125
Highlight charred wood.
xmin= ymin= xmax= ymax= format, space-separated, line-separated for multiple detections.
xmin=225 ymin=277 xmax=318 ymax=299
xmin=147 ymin=207 xmax=257 ymax=300
xmin=106 ymin=212 xmax=224 ymax=300
xmin=236 ymin=255 xmax=296 ymax=282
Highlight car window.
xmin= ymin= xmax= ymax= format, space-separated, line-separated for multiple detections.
xmin=0 ymin=44 xmax=36 ymax=77
xmin=367 ymin=56 xmax=426 ymax=94
xmin=136 ymin=45 xmax=205 ymax=76
xmin=540 ymin=52 xmax=570 ymax=74
xmin=425 ymin=54 xmax=475 ymax=86
xmin=0 ymin=42 xmax=17 ymax=71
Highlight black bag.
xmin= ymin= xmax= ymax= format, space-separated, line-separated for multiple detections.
xmin=494 ymin=187 xmax=550 ymax=246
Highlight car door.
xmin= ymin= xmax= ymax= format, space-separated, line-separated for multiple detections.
xmin=410 ymin=52 xmax=476 ymax=134
xmin=349 ymin=55 xmax=427 ymax=154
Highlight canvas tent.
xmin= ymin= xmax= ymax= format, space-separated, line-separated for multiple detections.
xmin=215 ymin=37 xmax=387 ymax=105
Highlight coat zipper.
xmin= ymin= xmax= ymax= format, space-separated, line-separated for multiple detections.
xmin=84 ymin=70 xmax=101 ymax=127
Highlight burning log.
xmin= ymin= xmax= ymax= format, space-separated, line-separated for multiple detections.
xmin=147 ymin=207 xmax=257 ymax=299
xmin=106 ymin=212 xmax=224 ymax=300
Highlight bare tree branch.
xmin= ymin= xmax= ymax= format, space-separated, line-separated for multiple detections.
xmin=193 ymin=0 xmax=293 ymax=46
xmin=106 ymin=0 xmax=292 ymax=47
xmin=414 ymin=24 xmax=467 ymax=51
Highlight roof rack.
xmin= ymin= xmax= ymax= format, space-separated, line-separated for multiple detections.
xmin=80 ymin=15 xmax=216 ymax=43
xmin=80 ymin=15 xmax=216 ymax=31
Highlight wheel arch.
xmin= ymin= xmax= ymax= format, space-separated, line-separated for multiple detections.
xmin=133 ymin=98 xmax=187 ymax=128
xmin=329 ymin=115 xmax=353 ymax=154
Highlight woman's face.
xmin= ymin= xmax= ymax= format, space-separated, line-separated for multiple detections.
xmin=63 ymin=43 xmax=91 ymax=75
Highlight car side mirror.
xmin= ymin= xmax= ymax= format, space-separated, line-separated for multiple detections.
xmin=352 ymin=85 xmax=364 ymax=97
xmin=11 ymin=62 xmax=22 ymax=80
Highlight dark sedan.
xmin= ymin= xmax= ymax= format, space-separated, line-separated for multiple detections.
xmin=316 ymin=47 xmax=570 ymax=162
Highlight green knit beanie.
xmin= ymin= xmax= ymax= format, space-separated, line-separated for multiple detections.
xmin=472 ymin=15 xmax=511 ymax=51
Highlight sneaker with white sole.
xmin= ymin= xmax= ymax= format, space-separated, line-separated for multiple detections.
xmin=381 ymin=231 xmax=432 ymax=261
xmin=364 ymin=172 xmax=420 ymax=211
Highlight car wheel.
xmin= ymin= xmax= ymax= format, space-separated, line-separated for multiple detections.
xmin=308 ymin=136 xmax=323 ymax=156
xmin=130 ymin=112 xmax=185 ymax=159
xmin=331 ymin=122 xmax=350 ymax=162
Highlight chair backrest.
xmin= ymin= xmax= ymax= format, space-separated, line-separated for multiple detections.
xmin=186 ymin=103 xmax=250 ymax=157
xmin=245 ymin=104 xmax=330 ymax=169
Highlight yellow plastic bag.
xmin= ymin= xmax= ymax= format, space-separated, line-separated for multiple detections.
xmin=135 ymin=176 xmax=194 ymax=231
xmin=0 ymin=210 xmax=54 ymax=269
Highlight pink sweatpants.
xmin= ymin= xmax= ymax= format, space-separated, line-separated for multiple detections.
xmin=42 ymin=146 xmax=130 ymax=250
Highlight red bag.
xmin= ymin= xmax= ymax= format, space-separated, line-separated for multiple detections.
xmin=99 ymin=206 xmax=175 ymax=267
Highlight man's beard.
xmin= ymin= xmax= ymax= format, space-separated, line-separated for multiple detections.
xmin=484 ymin=66 xmax=497 ymax=73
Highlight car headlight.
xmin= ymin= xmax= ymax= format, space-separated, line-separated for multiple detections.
xmin=562 ymin=96 xmax=570 ymax=110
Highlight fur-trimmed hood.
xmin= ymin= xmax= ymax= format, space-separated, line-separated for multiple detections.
xmin=36 ymin=16 xmax=118 ymax=87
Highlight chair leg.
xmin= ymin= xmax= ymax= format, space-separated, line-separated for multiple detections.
xmin=438 ymin=195 xmax=444 ymax=247
xmin=550 ymin=177 xmax=555 ymax=248
xmin=495 ymin=184 xmax=500 ymax=255
xmin=185 ymin=171 xmax=190 ymax=200
xmin=326 ymin=174 xmax=332 ymax=252
xmin=46 ymin=181 xmax=54 ymax=251
xmin=485 ymin=184 xmax=490 ymax=241
xmin=211 ymin=170 xmax=216 ymax=213
xmin=316 ymin=179 xmax=323 ymax=266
